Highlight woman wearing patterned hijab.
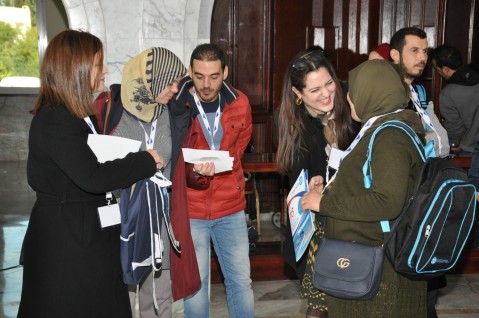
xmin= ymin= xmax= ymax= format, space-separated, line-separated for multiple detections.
xmin=120 ymin=47 xmax=186 ymax=123
xmin=103 ymin=47 xmax=211 ymax=317
xmin=301 ymin=60 xmax=428 ymax=317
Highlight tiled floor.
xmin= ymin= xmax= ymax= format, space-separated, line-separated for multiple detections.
xmin=1 ymin=160 xmax=479 ymax=318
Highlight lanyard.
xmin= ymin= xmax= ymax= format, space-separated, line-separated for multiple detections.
xmin=325 ymin=109 xmax=402 ymax=188
xmin=139 ymin=119 xmax=158 ymax=150
xmin=84 ymin=117 xmax=113 ymax=204
xmin=84 ymin=117 xmax=98 ymax=134
xmin=192 ymin=89 xmax=221 ymax=150
xmin=408 ymin=85 xmax=443 ymax=155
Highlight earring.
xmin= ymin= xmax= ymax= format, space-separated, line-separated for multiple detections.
xmin=295 ymin=97 xmax=302 ymax=106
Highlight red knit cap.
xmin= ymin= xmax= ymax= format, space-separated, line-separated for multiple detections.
xmin=371 ymin=43 xmax=391 ymax=60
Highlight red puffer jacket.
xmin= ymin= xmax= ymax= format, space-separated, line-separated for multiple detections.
xmin=176 ymin=78 xmax=253 ymax=220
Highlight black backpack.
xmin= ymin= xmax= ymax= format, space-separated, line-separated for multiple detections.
xmin=364 ymin=120 xmax=477 ymax=280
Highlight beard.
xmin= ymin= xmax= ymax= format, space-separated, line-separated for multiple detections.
xmin=400 ymin=57 xmax=424 ymax=82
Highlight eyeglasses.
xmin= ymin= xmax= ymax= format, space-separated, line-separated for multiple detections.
xmin=292 ymin=49 xmax=325 ymax=70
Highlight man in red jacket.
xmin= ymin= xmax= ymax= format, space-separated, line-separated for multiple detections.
xmin=175 ymin=43 xmax=254 ymax=318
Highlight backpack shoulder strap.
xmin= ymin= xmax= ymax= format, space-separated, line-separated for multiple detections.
xmin=362 ymin=120 xmax=427 ymax=190
xmin=414 ymin=84 xmax=428 ymax=108
xmin=362 ymin=120 xmax=429 ymax=234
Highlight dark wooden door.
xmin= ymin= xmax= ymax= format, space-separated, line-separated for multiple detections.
xmin=210 ymin=0 xmax=479 ymax=217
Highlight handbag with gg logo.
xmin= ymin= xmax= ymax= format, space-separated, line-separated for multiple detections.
xmin=312 ymin=236 xmax=384 ymax=300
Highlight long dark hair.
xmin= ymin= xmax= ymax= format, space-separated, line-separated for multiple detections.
xmin=32 ymin=29 xmax=104 ymax=119
xmin=276 ymin=47 xmax=357 ymax=174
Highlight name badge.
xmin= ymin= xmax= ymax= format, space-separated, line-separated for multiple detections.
xmin=328 ymin=147 xmax=345 ymax=170
xmin=98 ymin=203 xmax=121 ymax=228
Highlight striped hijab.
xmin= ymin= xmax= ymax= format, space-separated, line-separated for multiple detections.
xmin=121 ymin=47 xmax=186 ymax=122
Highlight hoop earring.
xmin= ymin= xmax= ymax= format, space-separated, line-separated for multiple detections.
xmin=295 ymin=97 xmax=302 ymax=106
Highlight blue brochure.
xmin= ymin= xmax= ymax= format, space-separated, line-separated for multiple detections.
xmin=286 ymin=169 xmax=315 ymax=261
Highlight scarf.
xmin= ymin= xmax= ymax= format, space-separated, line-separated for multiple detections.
xmin=121 ymin=47 xmax=186 ymax=123
xmin=348 ymin=59 xmax=424 ymax=136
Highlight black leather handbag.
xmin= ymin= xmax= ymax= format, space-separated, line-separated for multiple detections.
xmin=312 ymin=236 xmax=384 ymax=300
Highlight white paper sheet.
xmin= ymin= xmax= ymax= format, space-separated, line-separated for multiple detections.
xmin=182 ymin=148 xmax=234 ymax=173
xmin=87 ymin=134 xmax=142 ymax=163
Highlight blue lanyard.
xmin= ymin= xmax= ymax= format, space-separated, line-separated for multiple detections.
xmin=84 ymin=117 xmax=98 ymax=134
xmin=192 ymin=89 xmax=221 ymax=150
xmin=325 ymin=109 xmax=403 ymax=188
xmin=409 ymin=85 xmax=443 ymax=155
xmin=139 ymin=119 xmax=158 ymax=150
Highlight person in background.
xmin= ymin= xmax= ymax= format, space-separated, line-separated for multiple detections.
xmin=390 ymin=26 xmax=448 ymax=318
xmin=18 ymin=29 xmax=164 ymax=318
xmin=275 ymin=46 xmax=358 ymax=318
xmin=102 ymin=47 xmax=211 ymax=317
xmin=368 ymin=43 xmax=391 ymax=61
xmin=390 ymin=26 xmax=450 ymax=159
xmin=430 ymin=44 xmax=479 ymax=156
xmin=301 ymin=59 xmax=428 ymax=318
xmin=173 ymin=43 xmax=254 ymax=318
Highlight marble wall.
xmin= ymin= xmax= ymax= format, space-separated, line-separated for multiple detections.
xmin=62 ymin=0 xmax=215 ymax=86
xmin=0 ymin=0 xmax=214 ymax=161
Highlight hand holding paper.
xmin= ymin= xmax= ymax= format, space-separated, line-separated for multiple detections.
xmin=182 ymin=148 xmax=234 ymax=173
xmin=193 ymin=161 xmax=215 ymax=176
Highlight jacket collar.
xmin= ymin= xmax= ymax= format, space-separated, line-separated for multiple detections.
xmin=448 ymin=64 xmax=479 ymax=86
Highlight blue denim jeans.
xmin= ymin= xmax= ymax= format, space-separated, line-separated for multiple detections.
xmin=184 ymin=211 xmax=254 ymax=318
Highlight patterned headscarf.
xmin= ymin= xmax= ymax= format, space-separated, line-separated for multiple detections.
xmin=121 ymin=47 xmax=186 ymax=122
